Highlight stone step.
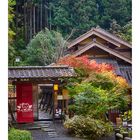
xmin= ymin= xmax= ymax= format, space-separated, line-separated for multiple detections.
xmin=40 ymin=126 xmax=49 ymax=128
xmin=26 ymin=126 xmax=41 ymax=130
xmin=42 ymin=128 xmax=55 ymax=132
xmin=48 ymin=133 xmax=58 ymax=138
xmin=48 ymin=132 xmax=57 ymax=134
xmin=34 ymin=121 xmax=52 ymax=124
xmin=48 ymin=135 xmax=58 ymax=138
xmin=38 ymin=124 xmax=50 ymax=127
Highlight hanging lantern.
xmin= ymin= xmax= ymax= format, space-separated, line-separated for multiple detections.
xmin=53 ymin=84 xmax=58 ymax=91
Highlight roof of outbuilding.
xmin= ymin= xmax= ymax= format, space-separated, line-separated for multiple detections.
xmin=8 ymin=66 xmax=75 ymax=80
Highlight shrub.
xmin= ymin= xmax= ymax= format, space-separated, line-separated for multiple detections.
xmin=64 ymin=115 xmax=113 ymax=139
xmin=8 ymin=128 xmax=32 ymax=140
xmin=68 ymin=82 xmax=129 ymax=120
xmin=118 ymin=126 xmax=132 ymax=138
xmin=121 ymin=110 xmax=132 ymax=122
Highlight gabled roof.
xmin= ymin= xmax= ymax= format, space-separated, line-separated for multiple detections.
xmin=73 ymin=41 xmax=132 ymax=64
xmin=8 ymin=66 xmax=75 ymax=80
xmin=68 ymin=27 xmax=131 ymax=49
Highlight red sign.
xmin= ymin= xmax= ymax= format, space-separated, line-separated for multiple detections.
xmin=16 ymin=83 xmax=33 ymax=123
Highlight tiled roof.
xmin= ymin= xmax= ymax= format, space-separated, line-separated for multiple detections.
xmin=68 ymin=27 xmax=131 ymax=49
xmin=72 ymin=41 xmax=131 ymax=64
xmin=8 ymin=66 xmax=75 ymax=79
xmin=94 ymin=28 xmax=131 ymax=48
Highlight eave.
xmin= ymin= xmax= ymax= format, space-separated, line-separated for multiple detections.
xmin=73 ymin=41 xmax=132 ymax=64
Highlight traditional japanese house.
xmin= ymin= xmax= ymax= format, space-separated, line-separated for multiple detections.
xmin=67 ymin=27 xmax=132 ymax=85
xmin=8 ymin=66 xmax=75 ymax=123
xmin=66 ymin=27 xmax=132 ymax=123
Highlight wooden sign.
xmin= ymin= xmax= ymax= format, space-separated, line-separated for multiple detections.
xmin=116 ymin=117 xmax=122 ymax=126
xmin=57 ymin=95 xmax=63 ymax=100
xmin=62 ymin=89 xmax=69 ymax=99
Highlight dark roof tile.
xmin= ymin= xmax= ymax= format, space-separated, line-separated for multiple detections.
xmin=8 ymin=66 xmax=75 ymax=79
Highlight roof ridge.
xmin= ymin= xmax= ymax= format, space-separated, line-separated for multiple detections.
xmin=73 ymin=41 xmax=131 ymax=63
xmin=8 ymin=65 xmax=70 ymax=69
xmin=68 ymin=28 xmax=95 ymax=48
xmin=68 ymin=27 xmax=131 ymax=49
xmin=94 ymin=28 xmax=131 ymax=47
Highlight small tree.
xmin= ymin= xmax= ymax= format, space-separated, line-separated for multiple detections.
xmin=23 ymin=28 xmax=68 ymax=65
xmin=58 ymin=56 xmax=130 ymax=120
xmin=71 ymin=79 xmax=129 ymax=120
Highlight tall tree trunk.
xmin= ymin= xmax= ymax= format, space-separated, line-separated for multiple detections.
xmin=37 ymin=5 xmax=39 ymax=32
xmin=40 ymin=0 xmax=43 ymax=30
xmin=44 ymin=4 xmax=49 ymax=29
xmin=33 ymin=4 xmax=36 ymax=35
xmin=29 ymin=2 xmax=32 ymax=40
xmin=49 ymin=6 xmax=52 ymax=30
xmin=15 ymin=0 xmax=19 ymax=42
xmin=27 ymin=1 xmax=30 ymax=43
xmin=24 ymin=1 xmax=27 ymax=44
xmin=44 ymin=5 xmax=46 ymax=28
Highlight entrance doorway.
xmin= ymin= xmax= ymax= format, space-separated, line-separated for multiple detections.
xmin=8 ymin=66 xmax=75 ymax=124
xmin=38 ymin=84 xmax=54 ymax=120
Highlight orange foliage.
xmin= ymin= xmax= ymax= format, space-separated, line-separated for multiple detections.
xmin=58 ymin=55 xmax=129 ymax=87
xmin=58 ymin=55 xmax=114 ymax=73
xmin=116 ymin=76 xmax=129 ymax=88
xmin=97 ymin=71 xmax=129 ymax=88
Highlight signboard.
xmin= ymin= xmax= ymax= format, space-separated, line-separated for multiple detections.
xmin=57 ymin=95 xmax=63 ymax=100
xmin=62 ymin=89 xmax=69 ymax=99
xmin=16 ymin=83 xmax=33 ymax=123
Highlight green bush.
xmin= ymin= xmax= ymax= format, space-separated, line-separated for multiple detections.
xmin=8 ymin=128 xmax=32 ymax=140
xmin=118 ymin=126 xmax=132 ymax=138
xmin=64 ymin=115 xmax=113 ymax=139
xmin=121 ymin=110 xmax=132 ymax=122
xmin=70 ymin=83 xmax=129 ymax=120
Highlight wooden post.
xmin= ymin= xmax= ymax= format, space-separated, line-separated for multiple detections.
xmin=62 ymin=89 xmax=69 ymax=114
xmin=65 ymin=100 xmax=69 ymax=114
xmin=32 ymin=83 xmax=38 ymax=120
xmin=53 ymin=91 xmax=58 ymax=121
xmin=53 ymin=83 xmax=59 ymax=121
